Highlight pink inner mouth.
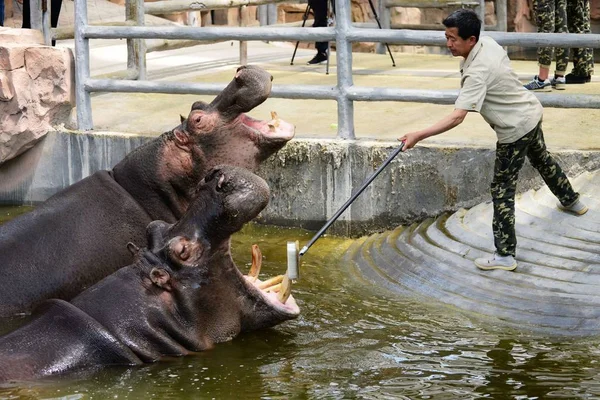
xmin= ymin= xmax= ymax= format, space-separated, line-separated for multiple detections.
xmin=238 ymin=114 xmax=295 ymax=141
xmin=243 ymin=275 xmax=300 ymax=316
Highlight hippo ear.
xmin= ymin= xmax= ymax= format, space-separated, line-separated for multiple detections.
xmin=173 ymin=128 xmax=190 ymax=149
xmin=180 ymin=114 xmax=186 ymax=123
xmin=150 ymin=268 xmax=172 ymax=291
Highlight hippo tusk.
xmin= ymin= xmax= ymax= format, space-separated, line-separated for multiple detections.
xmin=268 ymin=111 xmax=280 ymax=131
xmin=248 ymin=244 xmax=261 ymax=282
xmin=257 ymin=274 xmax=284 ymax=289
xmin=264 ymin=283 xmax=281 ymax=293
xmin=277 ymin=274 xmax=292 ymax=304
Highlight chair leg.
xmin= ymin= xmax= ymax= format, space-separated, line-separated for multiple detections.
xmin=290 ymin=4 xmax=312 ymax=65
xmin=366 ymin=0 xmax=396 ymax=67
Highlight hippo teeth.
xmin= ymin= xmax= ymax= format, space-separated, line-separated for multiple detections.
xmin=244 ymin=244 xmax=293 ymax=305
xmin=247 ymin=244 xmax=261 ymax=282
xmin=277 ymin=274 xmax=292 ymax=304
xmin=268 ymin=111 xmax=280 ymax=132
xmin=258 ymin=275 xmax=284 ymax=290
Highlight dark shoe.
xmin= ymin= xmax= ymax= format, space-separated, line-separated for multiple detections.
xmin=307 ymin=52 xmax=327 ymax=65
xmin=565 ymin=73 xmax=591 ymax=84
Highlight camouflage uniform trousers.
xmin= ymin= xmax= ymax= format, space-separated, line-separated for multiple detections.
xmin=533 ymin=0 xmax=569 ymax=74
xmin=567 ymin=0 xmax=594 ymax=76
xmin=491 ymin=121 xmax=579 ymax=257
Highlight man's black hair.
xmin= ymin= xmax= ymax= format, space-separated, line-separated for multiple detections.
xmin=442 ymin=9 xmax=481 ymax=41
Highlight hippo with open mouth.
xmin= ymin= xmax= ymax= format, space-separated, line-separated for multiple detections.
xmin=0 ymin=65 xmax=295 ymax=317
xmin=0 ymin=165 xmax=299 ymax=383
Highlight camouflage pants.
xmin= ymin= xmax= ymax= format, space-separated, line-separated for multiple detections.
xmin=533 ymin=0 xmax=569 ymax=74
xmin=491 ymin=121 xmax=579 ymax=257
xmin=567 ymin=0 xmax=594 ymax=76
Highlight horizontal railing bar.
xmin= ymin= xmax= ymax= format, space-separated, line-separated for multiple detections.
xmin=84 ymin=26 xmax=336 ymax=41
xmin=348 ymin=86 xmax=600 ymax=108
xmin=384 ymin=0 xmax=479 ymax=7
xmin=85 ymin=79 xmax=600 ymax=108
xmin=347 ymin=28 xmax=600 ymax=48
xmin=84 ymin=26 xmax=600 ymax=48
xmin=348 ymin=87 xmax=458 ymax=103
xmin=145 ymin=0 xmax=292 ymax=15
xmin=85 ymin=79 xmax=339 ymax=99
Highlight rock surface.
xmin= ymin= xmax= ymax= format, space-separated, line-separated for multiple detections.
xmin=0 ymin=28 xmax=74 ymax=165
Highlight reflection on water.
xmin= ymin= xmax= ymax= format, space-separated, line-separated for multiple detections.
xmin=1 ymin=206 xmax=600 ymax=399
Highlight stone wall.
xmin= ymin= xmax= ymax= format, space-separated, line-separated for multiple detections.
xmin=0 ymin=28 xmax=75 ymax=165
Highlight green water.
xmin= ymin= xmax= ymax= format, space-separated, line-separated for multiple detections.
xmin=1 ymin=206 xmax=600 ymax=399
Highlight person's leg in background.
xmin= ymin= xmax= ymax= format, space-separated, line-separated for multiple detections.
xmin=0 ymin=0 xmax=5 ymax=26
xmin=50 ymin=0 xmax=62 ymax=45
xmin=550 ymin=0 xmax=568 ymax=89
xmin=524 ymin=0 xmax=555 ymax=91
xmin=566 ymin=0 xmax=593 ymax=83
xmin=22 ymin=0 xmax=31 ymax=28
xmin=306 ymin=0 xmax=328 ymax=65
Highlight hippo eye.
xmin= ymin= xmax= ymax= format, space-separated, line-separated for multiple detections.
xmin=194 ymin=116 xmax=201 ymax=123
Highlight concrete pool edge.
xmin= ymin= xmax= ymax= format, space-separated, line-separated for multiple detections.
xmin=2 ymin=130 xmax=600 ymax=236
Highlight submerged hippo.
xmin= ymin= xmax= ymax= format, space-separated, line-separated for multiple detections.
xmin=0 ymin=165 xmax=300 ymax=383
xmin=0 ymin=65 xmax=295 ymax=317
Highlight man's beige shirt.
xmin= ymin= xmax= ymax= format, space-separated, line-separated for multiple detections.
xmin=455 ymin=36 xmax=543 ymax=144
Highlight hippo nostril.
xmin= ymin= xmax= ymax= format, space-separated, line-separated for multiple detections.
xmin=215 ymin=174 xmax=227 ymax=191
xmin=270 ymin=75 xmax=273 ymax=82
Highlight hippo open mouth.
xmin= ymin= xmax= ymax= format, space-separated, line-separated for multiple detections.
xmin=242 ymin=244 xmax=300 ymax=317
xmin=238 ymin=111 xmax=295 ymax=142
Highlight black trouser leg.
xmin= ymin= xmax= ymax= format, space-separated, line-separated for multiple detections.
xmin=308 ymin=0 xmax=328 ymax=54
xmin=22 ymin=0 xmax=31 ymax=28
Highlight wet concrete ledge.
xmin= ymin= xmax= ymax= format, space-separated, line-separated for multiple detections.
xmin=1 ymin=130 xmax=600 ymax=237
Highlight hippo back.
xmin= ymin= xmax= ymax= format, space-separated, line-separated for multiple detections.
xmin=0 ymin=171 xmax=152 ymax=317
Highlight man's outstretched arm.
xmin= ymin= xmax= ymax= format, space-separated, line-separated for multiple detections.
xmin=398 ymin=108 xmax=469 ymax=151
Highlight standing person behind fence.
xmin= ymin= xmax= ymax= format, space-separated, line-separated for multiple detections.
xmin=306 ymin=0 xmax=328 ymax=65
xmin=21 ymin=0 xmax=63 ymax=46
xmin=524 ymin=0 xmax=569 ymax=91
xmin=398 ymin=9 xmax=587 ymax=271
xmin=565 ymin=0 xmax=594 ymax=84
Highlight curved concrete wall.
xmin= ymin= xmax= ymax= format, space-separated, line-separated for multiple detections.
xmin=2 ymin=130 xmax=599 ymax=236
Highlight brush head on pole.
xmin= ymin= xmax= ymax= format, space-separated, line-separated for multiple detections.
xmin=287 ymin=240 xmax=299 ymax=281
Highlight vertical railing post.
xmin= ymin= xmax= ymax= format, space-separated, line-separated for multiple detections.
xmin=41 ymin=0 xmax=51 ymax=45
xmin=29 ymin=0 xmax=42 ymax=30
xmin=478 ymin=0 xmax=485 ymax=31
xmin=74 ymin=0 xmax=93 ymax=130
xmin=239 ymin=5 xmax=249 ymax=65
xmin=375 ymin=0 xmax=389 ymax=55
xmin=496 ymin=0 xmax=507 ymax=31
xmin=126 ymin=0 xmax=146 ymax=80
xmin=335 ymin=0 xmax=355 ymax=139
xmin=258 ymin=4 xmax=267 ymax=26
xmin=267 ymin=3 xmax=277 ymax=25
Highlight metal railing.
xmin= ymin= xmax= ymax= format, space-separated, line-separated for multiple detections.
xmin=73 ymin=0 xmax=600 ymax=139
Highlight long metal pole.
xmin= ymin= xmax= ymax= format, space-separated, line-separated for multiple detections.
xmin=299 ymin=142 xmax=404 ymax=257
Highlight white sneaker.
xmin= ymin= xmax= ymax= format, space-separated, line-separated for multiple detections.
xmin=474 ymin=253 xmax=517 ymax=271
xmin=558 ymin=199 xmax=588 ymax=215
